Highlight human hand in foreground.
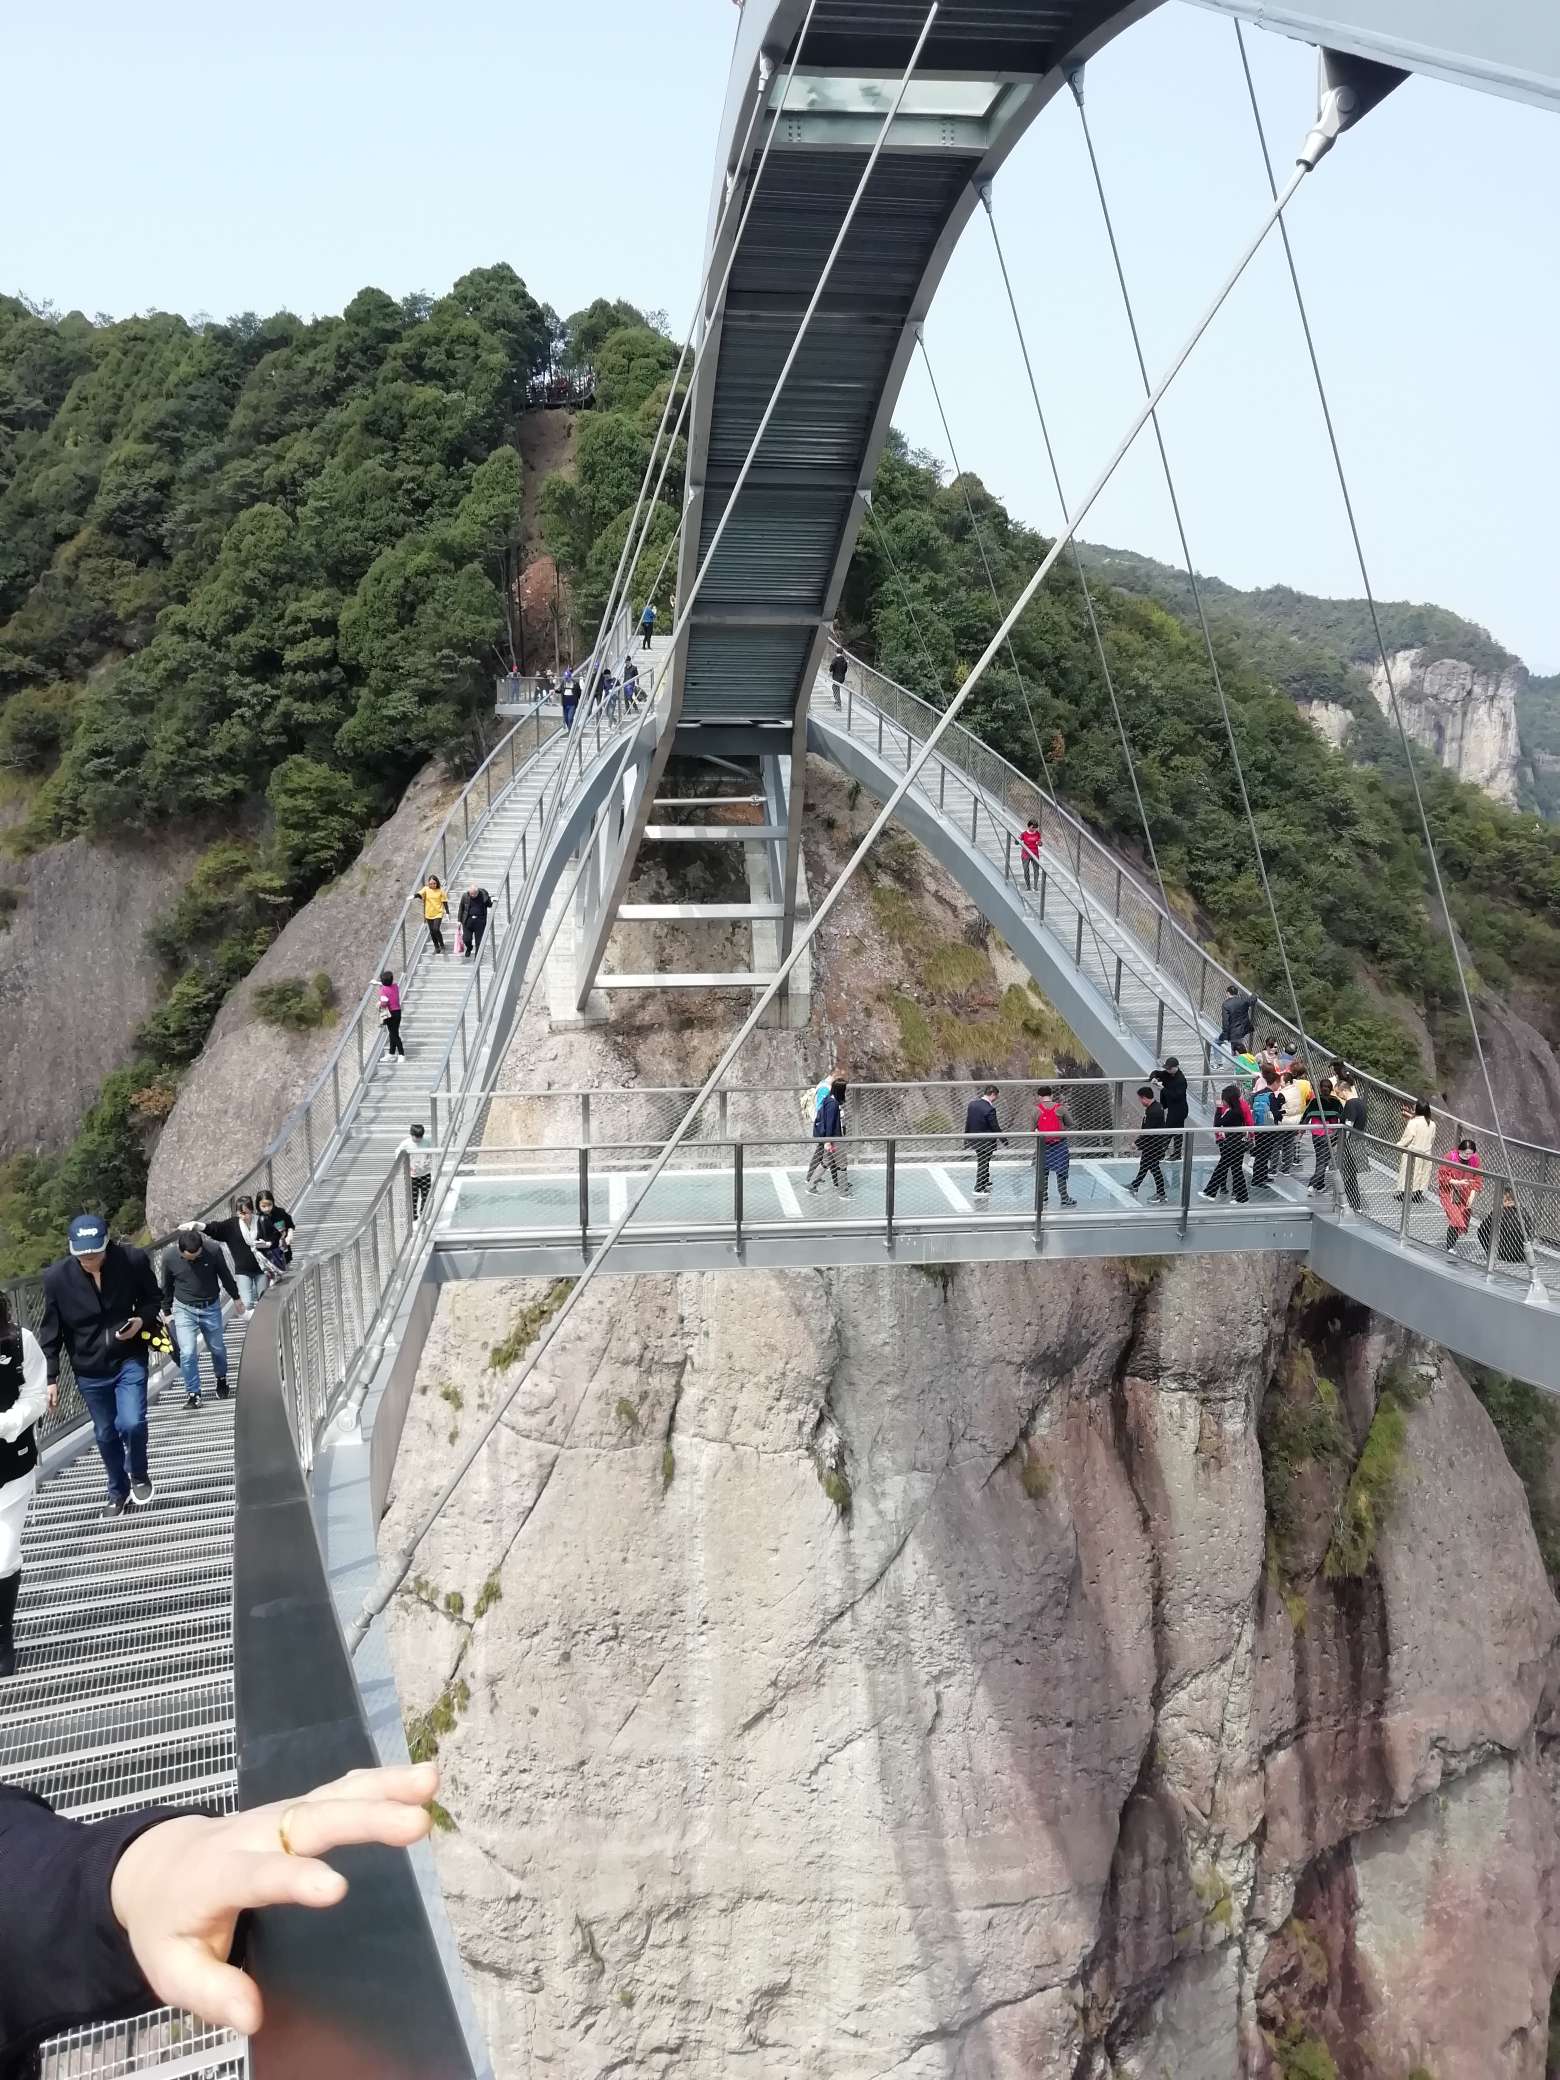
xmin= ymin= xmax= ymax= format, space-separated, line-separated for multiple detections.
xmin=109 ymin=1762 xmax=438 ymax=2036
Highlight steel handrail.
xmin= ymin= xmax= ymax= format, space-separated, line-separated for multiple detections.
xmin=7 ymin=700 xmax=558 ymax=1448
xmin=824 ymin=655 xmax=1560 ymax=1217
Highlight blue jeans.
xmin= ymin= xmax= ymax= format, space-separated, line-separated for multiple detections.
xmin=173 ymin=1301 xmax=228 ymax=1400
xmin=235 ymin=1271 xmax=265 ymax=1308
xmin=77 ymin=1358 xmax=150 ymax=1502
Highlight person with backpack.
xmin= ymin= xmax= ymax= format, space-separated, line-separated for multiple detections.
xmin=560 ymin=672 xmax=579 ymax=730
xmin=806 ymin=1078 xmax=851 ymax=1197
xmin=458 ymin=885 xmax=493 ymax=961
xmin=800 ymin=1069 xmax=837 ymax=1134
xmin=1279 ymin=1063 xmax=1313 ymax=1174
xmin=963 ymin=1086 xmax=1006 ymax=1197
xmin=1302 ymin=1077 xmax=1346 ymax=1193
xmin=1201 ymin=1084 xmax=1252 ymax=1204
xmin=622 ymin=658 xmax=641 ymax=712
xmin=1151 ymin=1056 xmax=1190 ymax=1167
xmin=379 ymin=969 xmax=405 ymax=1061
xmin=0 ymin=1289 xmax=48 ymax=1677
xmin=1248 ymin=1068 xmax=1286 ymax=1188
xmin=1019 ymin=817 xmax=1042 ymax=892
xmin=640 ymin=601 xmax=657 ymax=650
xmin=160 ymin=1229 xmax=244 ymax=1410
xmin=415 ymin=875 xmax=449 ymax=955
xmin=39 ymin=1215 xmax=165 ymax=1518
xmin=1127 ymin=1085 xmax=1169 ymax=1202
xmin=828 ymin=647 xmax=848 ymax=710
xmin=1033 ymin=1087 xmax=1077 ymax=1209
xmin=1438 ymin=1136 xmax=1482 ymax=1257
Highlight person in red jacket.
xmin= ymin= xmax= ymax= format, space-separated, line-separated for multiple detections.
xmin=1034 ymin=1087 xmax=1077 ymax=1208
xmin=1018 ymin=816 xmax=1042 ymax=892
xmin=1201 ymin=1084 xmax=1252 ymax=1204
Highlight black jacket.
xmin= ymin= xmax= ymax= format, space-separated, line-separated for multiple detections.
xmin=1152 ymin=1066 xmax=1189 ymax=1123
xmin=160 ymin=1241 xmax=239 ymax=1313
xmin=458 ymin=888 xmax=492 ymax=929
xmin=1136 ymin=1100 xmax=1169 ymax=1154
xmin=0 ymin=1785 xmax=175 ymax=2076
xmin=1478 ymin=1204 xmax=1532 ymax=1266
xmin=814 ymin=1094 xmax=844 ymax=1141
xmin=38 ymin=1244 xmax=162 ymax=1386
xmin=830 ymin=653 xmax=847 ymax=683
xmin=258 ymin=1203 xmax=294 ymax=1246
xmin=202 ymin=1215 xmax=262 ymax=1279
xmin=1340 ymin=1093 xmax=1368 ymax=1131
xmin=963 ymin=1097 xmax=1004 ymax=1148
xmin=1219 ymin=989 xmax=1258 ymax=1048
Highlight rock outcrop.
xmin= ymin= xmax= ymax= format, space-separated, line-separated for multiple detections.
xmin=375 ymin=769 xmax=1560 ymax=2075
xmin=385 ymin=1254 xmax=1560 ymax=2078
xmin=0 ymin=821 xmax=209 ymax=1161
xmin=146 ymin=761 xmax=458 ymax=1229
xmin=1370 ymin=647 xmax=1525 ymax=805
xmin=1297 ymin=699 xmax=1352 ymax=752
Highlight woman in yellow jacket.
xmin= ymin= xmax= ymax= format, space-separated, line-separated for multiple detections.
xmin=416 ymin=874 xmax=449 ymax=954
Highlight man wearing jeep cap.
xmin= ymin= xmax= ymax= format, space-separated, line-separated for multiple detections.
xmin=39 ymin=1215 xmax=164 ymax=1518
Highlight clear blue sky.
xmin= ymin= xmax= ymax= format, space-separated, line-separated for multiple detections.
xmin=6 ymin=1 xmax=1557 ymax=666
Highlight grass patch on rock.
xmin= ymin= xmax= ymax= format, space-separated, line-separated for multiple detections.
xmin=253 ymin=970 xmax=336 ymax=1031
xmin=1324 ymin=1365 xmax=1433 ymax=1581
xmin=488 ymin=1278 xmax=574 ymax=1371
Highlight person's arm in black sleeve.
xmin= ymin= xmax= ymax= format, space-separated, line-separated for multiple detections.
xmin=157 ymin=1249 xmax=176 ymax=1317
xmin=38 ymin=1268 xmax=62 ymax=1384
xmin=210 ymin=1248 xmax=239 ymax=1306
xmin=0 ymin=1785 xmax=178 ymax=2064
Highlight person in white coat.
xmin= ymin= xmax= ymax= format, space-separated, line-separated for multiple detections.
xmin=0 ymin=1291 xmax=49 ymax=1678
xmin=1394 ymin=1100 xmax=1436 ymax=1202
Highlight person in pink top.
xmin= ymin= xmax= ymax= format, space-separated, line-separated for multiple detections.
xmin=1019 ymin=816 xmax=1042 ymax=892
xmin=378 ymin=968 xmax=405 ymax=1062
xmin=1438 ymin=1136 xmax=1481 ymax=1258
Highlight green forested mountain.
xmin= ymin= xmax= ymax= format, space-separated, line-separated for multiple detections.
xmin=5 ymin=277 xmax=1560 ymax=1274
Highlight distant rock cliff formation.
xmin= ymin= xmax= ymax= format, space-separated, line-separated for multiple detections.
xmin=1370 ymin=646 xmax=1526 ymax=805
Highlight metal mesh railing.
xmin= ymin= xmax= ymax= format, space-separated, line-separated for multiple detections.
xmin=820 ymin=655 xmax=1560 ymax=1248
xmin=5 ymin=702 xmax=568 ymax=1455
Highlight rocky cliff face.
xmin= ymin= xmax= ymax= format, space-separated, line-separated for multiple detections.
xmin=1370 ymin=647 xmax=1526 ymax=806
xmin=374 ymin=764 xmax=1560 ymax=2077
xmin=0 ymin=817 xmax=208 ymax=1161
xmin=385 ymin=1255 xmax=1560 ymax=2079
xmin=145 ymin=760 xmax=458 ymax=1229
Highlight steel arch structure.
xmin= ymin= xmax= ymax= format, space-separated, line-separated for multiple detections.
xmin=574 ymin=0 xmax=1560 ymax=1006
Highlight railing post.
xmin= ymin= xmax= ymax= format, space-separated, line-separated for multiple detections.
xmin=581 ymin=1092 xmax=591 ymax=1145
xmin=440 ymin=831 xmax=449 ymax=880
xmin=399 ymin=919 xmax=408 ymax=970
xmin=463 ymin=794 xmax=470 ymax=844
xmin=938 ymin=763 xmax=946 ymax=813
xmin=1074 ymin=913 xmax=1084 ymax=967
xmin=1155 ymin=1001 xmax=1166 ymax=1057
xmin=357 ymin=1013 xmax=366 ymax=1076
xmin=331 ymin=1059 xmax=342 ymax=1132
xmin=733 ymin=1140 xmax=744 ymax=1252
xmin=1114 ymin=866 xmax=1123 ymax=919
xmin=1033 ymin=1137 xmax=1044 ymax=1245
xmin=717 ymin=1089 xmax=729 ymax=1141
xmin=368 ymin=1213 xmax=383 ymax=1311
xmin=884 ymin=1137 xmax=896 ymax=1245
xmin=579 ymin=1147 xmax=591 ymax=1257
xmin=303 ymin=1106 xmax=315 ymax=1178
xmin=1113 ymin=955 xmax=1123 ymax=1004
xmin=1004 ymin=831 xmax=1012 ymax=882
xmin=1179 ymin=1126 xmax=1196 ymax=1238
xmin=1155 ymin=913 xmax=1164 ymax=966
xmin=970 ymin=793 xmax=979 ymax=846
xmin=876 ymin=708 xmax=884 ymax=755
xmin=1197 ymin=963 xmax=1208 ymax=1017
xmin=430 ymin=1093 xmax=440 ymax=1144
xmin=1038 ymin=868 xmax=1047 ymax=923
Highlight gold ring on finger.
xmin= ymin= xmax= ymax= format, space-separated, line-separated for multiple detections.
xmin=278 ymin=1806 xmax=299 ymax=1856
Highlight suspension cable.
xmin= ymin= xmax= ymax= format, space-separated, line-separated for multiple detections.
xmin=348 ymin=149 xmax=1313 ymax=1649
xmin=867 ymin=386 xmax=1121 ymax=1014
xmin=977 ymin=195 xmax=1201 ymax=1022
xmin=1231 ymin=22 xmax=1538 ymax=1279
xmin=909 ymin=335 xmax=1058 ymax=799
xmin=1069 ymin=75 xmax=1328 ymax=1111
